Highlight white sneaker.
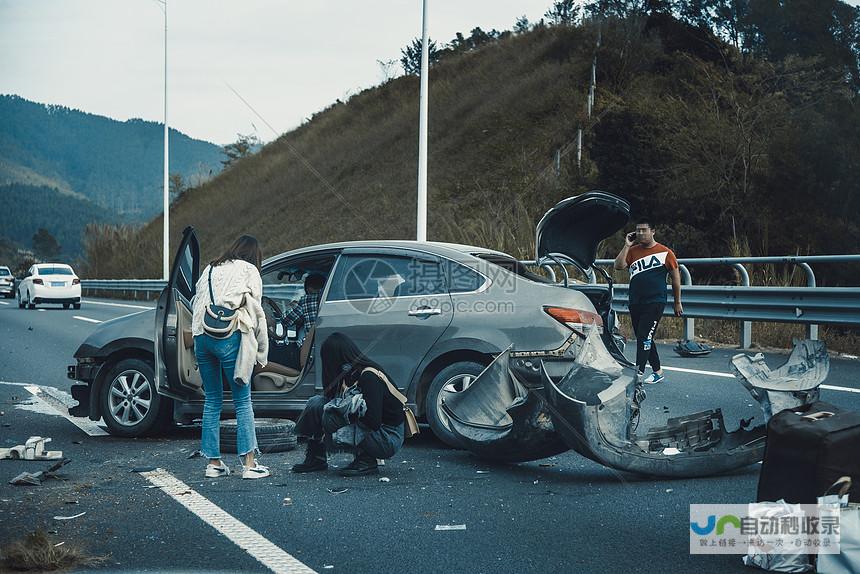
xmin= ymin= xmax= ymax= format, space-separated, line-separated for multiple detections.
xmin=205 ymin=461 xmax=231 ymax=478
xmin=242 ymin=462 xmax=270 ymax=480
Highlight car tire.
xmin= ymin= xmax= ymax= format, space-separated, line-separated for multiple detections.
xmin=426 ymin=361 xmax=488 ymax=448
xmin=63 ymin=303 xmax=70 ymax=309
xmin=17 ymin=291 xmax=24 ymax=309
xmin=26 ymin=292 xmax=35 ymax=309
xmin=99 ymin=358 xmax=173 ymax=437
xmin=73 ymin=303 xmax=81 ymax=310
xmin=220 ymin=418 xmax=297 ymax=454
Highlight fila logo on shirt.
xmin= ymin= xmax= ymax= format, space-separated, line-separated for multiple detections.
xmin=629 ymin=251 xmax=668 ymax=278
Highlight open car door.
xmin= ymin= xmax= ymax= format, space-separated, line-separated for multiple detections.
xmin=155 ymin=226 xmax=203 ymax=400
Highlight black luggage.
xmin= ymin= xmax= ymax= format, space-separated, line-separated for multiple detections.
xmin=757 ymin=401 xmax=860 ymax=504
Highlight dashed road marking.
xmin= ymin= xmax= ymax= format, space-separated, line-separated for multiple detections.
xmin=662 ymin=366 xmax=859 ymax=394
xmin=82 ymin=299 xmax=154 ymax=310
xmin=0 ymin=382 xmax=111 ymax=437
xmin=140 ymin=468 xmax=316 ymax=574
xmin=0 ymin=301 xmax=9 ymax=305
xmin=73 ymin=315 xmax=102 ymax=324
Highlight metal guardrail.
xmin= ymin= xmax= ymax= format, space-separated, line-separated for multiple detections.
xmin=81 ymin=280 xmax=302 ymax=300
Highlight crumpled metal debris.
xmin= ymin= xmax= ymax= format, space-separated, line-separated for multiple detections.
xmin=443 ymin=330 xmax=828 ymax=478
xmin=9 ymin=458 xmax=71 ymax=486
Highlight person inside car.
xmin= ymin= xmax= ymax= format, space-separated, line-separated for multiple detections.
xmin=292 ymin=332 xmax=405 ymax=477
xmin=280 ymin=273 xmax=325 ymax=368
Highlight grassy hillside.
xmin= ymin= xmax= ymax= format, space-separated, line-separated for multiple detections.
xmin=83 ymin=14 xmax=860 ymax=288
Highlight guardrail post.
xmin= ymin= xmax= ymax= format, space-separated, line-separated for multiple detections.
xmin=734 ymin=263 xmax=752 ymax=348
xmin=679 ymin=265 xmax=695 ymax=340
xmin=797 ymin=262 xmax=818 ymax=340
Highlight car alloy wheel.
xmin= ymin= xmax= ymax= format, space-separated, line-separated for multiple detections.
xmin=107 ymin=369 xmax=153 ymax=427
xmin=426 ymin=361 xmax=488 ymax=448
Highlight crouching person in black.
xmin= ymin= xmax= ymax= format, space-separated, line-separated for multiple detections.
xmin=292 ymin=332 xmax=405 ymax=477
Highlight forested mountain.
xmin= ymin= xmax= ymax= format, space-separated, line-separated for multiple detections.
xmin=0 ymin=95 xmax=222 ymax=219
xmin=81 ymin=1 xmax=860 ymax=287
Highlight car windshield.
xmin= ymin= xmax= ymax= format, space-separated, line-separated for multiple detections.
xmin=0 ymin=268 xmax=10 ymax=276
xmin=37 ymin=267 xmax=74 ymax=276
xmin=473 ymin=254 xmax=554 ymax=284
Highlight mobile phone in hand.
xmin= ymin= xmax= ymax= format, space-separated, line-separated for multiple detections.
xmin=627 ymin=232 xmax=636 ymax=242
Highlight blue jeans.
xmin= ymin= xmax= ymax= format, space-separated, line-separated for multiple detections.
xmin=194 ymin=332 xmax=257 ymax=459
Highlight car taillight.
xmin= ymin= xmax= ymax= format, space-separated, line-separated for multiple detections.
xmin=72 ymin=278 xmax=80 ymax=285
xmin=33 ymin=278 xmax=44 ymax=285
xmin=544 ymin=306 xmax=603 ymax=332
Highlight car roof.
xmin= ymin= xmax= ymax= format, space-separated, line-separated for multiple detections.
xmin=263 ymin=240 xmax=514 ymax=266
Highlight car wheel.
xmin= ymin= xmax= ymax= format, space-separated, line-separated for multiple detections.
xmin=17 ymin=291 xmax=24 ymax=309
xmin=26 ymin=291 xmax=35 ymax=309
xmin=73 ymin=303 xmax=81 ymax=310
xmin=426 ymin=361 xmax=488 ymax=448
xmin=220 ymin=419 xmax=297 ymax=454
xmin=63 ymin=303 xmax=70 ymax=309
xmin=100 ymin=358 xmax=173 ymax=437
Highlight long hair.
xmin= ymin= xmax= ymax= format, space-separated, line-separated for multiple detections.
xmin=211 ymin=235 xmax=262 ymax=271
xmin=321 ymin=332 xmax=386 ymax=399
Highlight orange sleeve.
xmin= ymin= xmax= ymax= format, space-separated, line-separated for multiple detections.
xmin=664 ymin=249 xmax=679 ymax=270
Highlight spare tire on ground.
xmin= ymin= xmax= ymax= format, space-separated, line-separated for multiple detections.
xmin=220 ymin=418 xmax=297 ymax=454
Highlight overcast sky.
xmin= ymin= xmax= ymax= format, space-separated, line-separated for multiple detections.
xmin=1 ymin=1 xmax=558 ymax=145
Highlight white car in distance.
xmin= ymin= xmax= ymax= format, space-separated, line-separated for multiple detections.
xmin=0 ymin=266 xmax=14 ymax=298
xmin=17 ymin=263 xmax=82 ymax=310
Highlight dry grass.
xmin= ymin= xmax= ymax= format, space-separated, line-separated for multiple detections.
xmin=0 ymin=529 xmax=107 ymax=572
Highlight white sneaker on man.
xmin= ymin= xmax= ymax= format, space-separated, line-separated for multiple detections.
xmin=205 ymin=461 xmax=231 ymax=478
xmin=242 ymin=462 xmax=270 ymax=480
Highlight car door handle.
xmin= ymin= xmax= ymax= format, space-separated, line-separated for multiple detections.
xmin=408 ymin=308 xmax=442 ymax=316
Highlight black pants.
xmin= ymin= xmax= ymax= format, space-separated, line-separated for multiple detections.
xmin=294 ymin=395 xmax=404 ymax=460
xmin=629 ymin=302 xmax=664 ymax=375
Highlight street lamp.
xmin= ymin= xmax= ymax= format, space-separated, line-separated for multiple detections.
xmin=154 ymin=0 xmax=169 ymax=280
xmin=416 ymin=0 xmax=429 ymax=242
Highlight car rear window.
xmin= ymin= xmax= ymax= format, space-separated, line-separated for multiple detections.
xmin=36 ymin=267 xmax=74 ymax=276
xmin=473 ymin=254 xmax=554 ymax=284
xmin=0 ymin=268 xmax=10 ymax=276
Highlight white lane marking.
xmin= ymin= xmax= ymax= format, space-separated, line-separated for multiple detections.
xmin=21 ymin=384 xmax=109 ymax=437
xmin=662 ymin=366 xmax=860 ymax=394
xmin=73 ymin=315 xmax=102 ymax=324
xmin=662 ymin=366 xmax=734 ymax=379
xmin=0 ymin=301 xmax=9 ymax=305
xmin=822 ymin=384 xmax=860 ymax=395
xmin=82 ymin=300 xmax=154 ymax=310
xmin=37 ymin=309 xmax=45 ymax=312
xmin=140 ymin=468 xmax=315 ymax=574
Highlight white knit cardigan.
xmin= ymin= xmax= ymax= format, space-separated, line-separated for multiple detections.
xmin=191 ymin=259 xmax=268 ymax=385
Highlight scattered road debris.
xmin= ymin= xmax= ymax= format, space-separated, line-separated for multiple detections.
xmin=282 ymin=497 xmax=293 ymax=506
xmin=52 ymin=512 xmax=86 ymax=521
xmin=327 ymin=487 xmax=349 ymax=495
xmin=379 ymin=477 xmax=390 ymax=483
xmin=9 ymin=458 xmax=71 ymax=486
xmin=0 ymin=436 xmax=63 ymax=460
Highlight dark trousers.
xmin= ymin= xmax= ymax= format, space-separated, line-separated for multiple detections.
xmin=295 ymin=395 xmax=404 ymax=460
xmin=629 ymin=302 xmax=664 ymax=374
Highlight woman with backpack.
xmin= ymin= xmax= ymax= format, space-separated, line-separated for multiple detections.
xmin=192 ymin=235 xmax=270 ymax=480
xmin=292 ymin=332 xmax=406 ymax=477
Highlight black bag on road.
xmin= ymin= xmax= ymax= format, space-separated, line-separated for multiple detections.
xmin=757 ymin=401 xmax=860 ymax=504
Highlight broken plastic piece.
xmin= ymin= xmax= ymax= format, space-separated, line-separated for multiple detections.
xmin=0 ymin=436 xmax=63 ymax=461
xmin=435 ymin=524 xmax=467 ymax=531
xmin=379 ymin=477 xmax=390 ymax=483
xmin=53 ymin=511 xmax=86 ymax=520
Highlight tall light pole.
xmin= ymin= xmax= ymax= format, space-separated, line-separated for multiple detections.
xmin=416 ymin=0 xmax=429 ymax=241
xmin=155 ymin=0 xmax=169 ymax=280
